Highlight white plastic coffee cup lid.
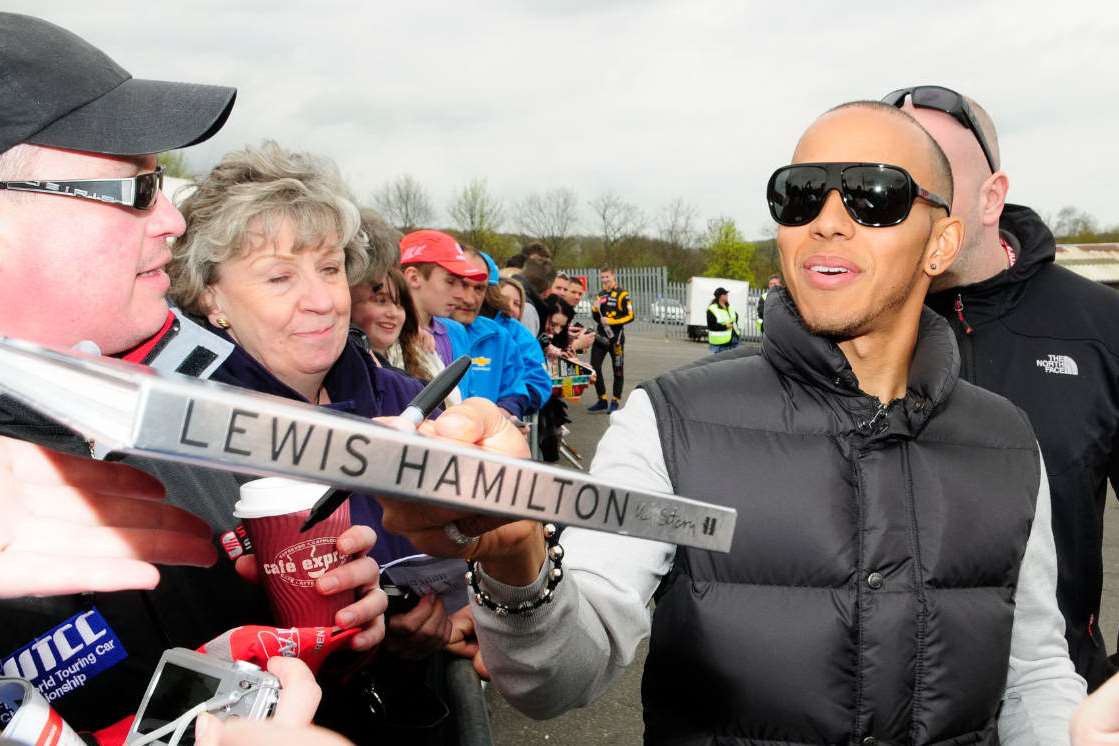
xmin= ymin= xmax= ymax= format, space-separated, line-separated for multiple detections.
xmin=233 ymin=477 xmax=331 ymax=519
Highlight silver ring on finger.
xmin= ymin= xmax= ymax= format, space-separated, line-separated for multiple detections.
xmin=443 ymin=521 xmax=481 ymax=547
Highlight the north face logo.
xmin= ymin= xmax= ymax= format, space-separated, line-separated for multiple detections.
xmin=1036 ymin=354 xmax=1078 ymax=376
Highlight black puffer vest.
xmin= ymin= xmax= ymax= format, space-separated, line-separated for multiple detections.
xmin=639 ymin=290 xmax=1040 ymax=745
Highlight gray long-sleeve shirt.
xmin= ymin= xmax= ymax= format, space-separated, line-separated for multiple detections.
xmin=474 ymin=389 xmax=1086 ymax=744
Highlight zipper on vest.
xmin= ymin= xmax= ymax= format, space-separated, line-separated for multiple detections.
xmin=857 ymin=402 xmax=889 ymax=433
xmin=953 ymin=294 xmax=974 ymax=336
xmin=953 ymin=294 xmax=976 ymax=383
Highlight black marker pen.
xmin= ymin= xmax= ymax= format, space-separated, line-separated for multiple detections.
xmin=300 ymin=354 xmax=472 ymax=532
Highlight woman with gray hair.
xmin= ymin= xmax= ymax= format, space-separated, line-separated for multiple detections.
xmin=170 ymin=141 xmax=422 ymax=418
xmin=169 ymin=139 xmax=431 ymax=547
xmin=169 ymin=142 xmax=463 ymax=741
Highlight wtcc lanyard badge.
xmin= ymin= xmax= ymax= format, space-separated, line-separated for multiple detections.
xmin=0 ymin=677 xmax=84 ymax=746
xmin=0 ymin=608 xmax=128 ymax=705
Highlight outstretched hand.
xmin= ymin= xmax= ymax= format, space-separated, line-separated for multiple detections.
xmin=1071 ymin=670 xmax=1119 ymax=744
xmin=0 ymin=435 xmax=216 ymax=597
xmin=377 ymin=399 xmax=544 ymax=584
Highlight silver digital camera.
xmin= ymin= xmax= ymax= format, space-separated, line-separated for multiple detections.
xmin=125 ymin=648 xmax=280 ymax=746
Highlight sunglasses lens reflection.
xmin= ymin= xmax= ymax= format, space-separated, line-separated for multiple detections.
xmin=842 ymin=166 xmax=912 ymax=226
xmin=134 ymin=172 xmax=160 ymax=209
xmin=769 ymin=166 xmax=828 ymax=226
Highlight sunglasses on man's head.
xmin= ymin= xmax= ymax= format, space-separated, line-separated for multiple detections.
xmin=0 ymin=166 xmax=164 ymax=210
xmin=882 ymin=85 xmax=997 ymax=174
xmin=766 ymin=162 xmax=951 ymax=228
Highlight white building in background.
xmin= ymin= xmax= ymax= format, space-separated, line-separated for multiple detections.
xmin=1055 ymin=243 xmax=1119 ymax=289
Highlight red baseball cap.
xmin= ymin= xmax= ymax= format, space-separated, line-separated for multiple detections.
xmin=399 ymin=230 xmax=487 ymax=281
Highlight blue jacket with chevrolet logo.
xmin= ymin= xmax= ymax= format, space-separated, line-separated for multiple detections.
xmin=491 ymin=312 xmax=552 ymax=412
xmin=440 ymin=315 xmax=531 ymax=417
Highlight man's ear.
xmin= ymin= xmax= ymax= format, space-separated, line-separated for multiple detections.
xmin=979 ymin=170 xmax=1010 ymax=228
xmin=401 ymin=265 xmax=421 ymax=289
xmin=924 ymin=216 xmax=965 ymax=279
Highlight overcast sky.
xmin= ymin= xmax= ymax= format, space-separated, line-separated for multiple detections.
xmin=12 ymin=1 xmax=1118 ymax=237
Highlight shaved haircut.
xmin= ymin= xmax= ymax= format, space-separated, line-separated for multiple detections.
xmin=826 ymin=100 xmax=954 ymax=205
xmin=964 ymin=96 xmax=1000 ymax=171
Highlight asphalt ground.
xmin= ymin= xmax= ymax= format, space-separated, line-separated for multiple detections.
xmin=485 ymin=329 xmax=1119 ymax=744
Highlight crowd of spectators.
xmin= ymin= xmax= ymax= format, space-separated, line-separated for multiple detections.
xmin=8 ymin=10 xmax=1119 ymax=746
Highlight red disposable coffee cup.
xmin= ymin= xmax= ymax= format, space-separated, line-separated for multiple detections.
xmin=234 ymin=478 xmax=353 ymax=627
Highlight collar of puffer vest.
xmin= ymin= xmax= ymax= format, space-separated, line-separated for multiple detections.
xmin=761 ymin=287 xmax=961 ymax=439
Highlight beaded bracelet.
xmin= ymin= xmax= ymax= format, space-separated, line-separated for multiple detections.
xmin=465 ymin=523 xmax=564 ymax=616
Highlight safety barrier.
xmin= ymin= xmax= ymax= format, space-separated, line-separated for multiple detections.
xmin=559 ymin=266 xmax=764 ymax=341
xmin=445 ymin=658 xmax=495 ymax=746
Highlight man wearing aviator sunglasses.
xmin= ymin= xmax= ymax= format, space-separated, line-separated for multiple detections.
xmin=0 ymin=165 xmax=165 ymax=210
xmin=375 ymin=101 xmax=1084 ymax=745
xmin=892 ymin=85 xmax=1119 ymax=692
xmin=767 ymin=162 xmax=951 ymax=228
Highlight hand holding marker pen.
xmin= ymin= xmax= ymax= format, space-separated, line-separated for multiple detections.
xmin=300 ymin=355 xmax=473 ymax=532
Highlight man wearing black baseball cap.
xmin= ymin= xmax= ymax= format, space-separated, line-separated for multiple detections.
xmin=0 ymin=12 xmax=235 ymax=352
xmin=0 ymin=13 xmax=269 ymax=736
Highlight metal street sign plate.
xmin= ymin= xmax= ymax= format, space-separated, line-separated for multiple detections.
xmin=0 ymin=338 xmax=736 ymax=552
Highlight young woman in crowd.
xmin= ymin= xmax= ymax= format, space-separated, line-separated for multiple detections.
xmin=540 ymin=294 xmax=576 ymax=358
xmin=348 ymin=209 xmax=461 ymax=400
xmin=526 ymin=294 xmax=577 ymax=462
xmin=350 ymin=266 xmax=431 ymax=379
xmin=498 ymin=275 xmax=526 ymax=320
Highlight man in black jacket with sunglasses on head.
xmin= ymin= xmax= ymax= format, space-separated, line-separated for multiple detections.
xmin=888 ymin=85 xmax=1119 ymax=691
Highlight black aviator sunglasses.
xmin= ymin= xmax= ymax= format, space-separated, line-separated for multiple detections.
xmin=767 ymin=162 xmax=951 ymax=228
xmin=0 ymin=166 xmax=165 ymax=210
xmin=882 ymin=85 xmax=998 ymax=174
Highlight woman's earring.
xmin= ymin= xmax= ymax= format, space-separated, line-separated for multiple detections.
xmin=215 ymin=317 xmax=231 ymax=329
xmin=929 ymin=263 xmax=939 ymax=271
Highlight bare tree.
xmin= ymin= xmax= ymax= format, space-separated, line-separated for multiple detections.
xmin=656 ymin=197 xmax=700 ymax=250
xmin=449 ymin=178 xmax=505 ymax=249
xmin=1050 ymin=205 xmax=1098 ymax=239
xmin=588 ymin=192 xmax=644 ymax=254
xmin=755 ymin=222 xmax=777 ymax=241
xmin=372 ymin=175 xmax=435 ymax=233
xmin=514 ymin=187 xmax=580 ymax=262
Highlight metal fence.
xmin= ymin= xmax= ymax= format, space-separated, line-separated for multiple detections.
xmin=559 ymin=266 xmax=764 ymax=342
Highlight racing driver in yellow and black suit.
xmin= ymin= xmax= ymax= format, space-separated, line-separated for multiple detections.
xmin=588 ymin=267 xmax=634 ymax=413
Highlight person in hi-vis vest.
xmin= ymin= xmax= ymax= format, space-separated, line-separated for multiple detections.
xmin=757 ymin=274 xmax=783 ymax=332
xmin=706 ymin=287 xmax=740 ymax=353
